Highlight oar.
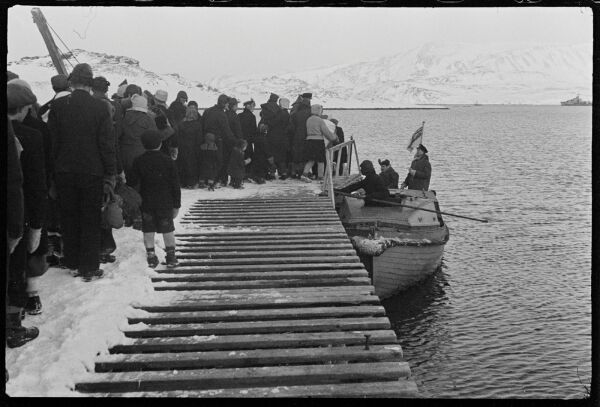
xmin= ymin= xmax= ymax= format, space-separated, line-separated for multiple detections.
xmin=333 ymin=189 xmax=489 ymax=223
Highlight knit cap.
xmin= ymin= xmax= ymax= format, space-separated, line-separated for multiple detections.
xmin=217 ymin=94 xmax=229 ymax=106
xmin=154 ymin=89 xmax=168 ymax=103
xmin=279 ymin=98 xmax=290 ymax=109
xmin=177 ymin=90 xmax=188 ymax=100
xmin=68 ymin=63 xmax=93 ymax=86
xmin=92 ymin=76 xmax=110 ymax=93
xmin=310 ymin=104 xmax=323 ymax=115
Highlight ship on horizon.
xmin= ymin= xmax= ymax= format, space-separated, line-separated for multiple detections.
xmin=560 ymin=95 xmax=591 ymax=106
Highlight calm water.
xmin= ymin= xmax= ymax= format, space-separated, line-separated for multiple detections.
xmin=327 ymin=106 xmax=592 ymax=399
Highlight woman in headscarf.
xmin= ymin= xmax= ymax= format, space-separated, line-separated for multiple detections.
xmin=175 ymin=104 xmax=203 ymax=188
xmin=300 ymin=104 xmax=337 ymax=182
xmin=120 ymin=94 xmax=157 ymax=179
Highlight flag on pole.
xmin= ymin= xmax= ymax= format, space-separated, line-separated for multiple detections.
xmin=406 ymin=122 xmax=424 ymax=152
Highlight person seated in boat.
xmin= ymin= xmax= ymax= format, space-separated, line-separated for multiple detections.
xmin=401 ymin=144 xmax=431 ymax=191
xmin=339 ymin=160 xmax=392 ymax=206
xmin=378 ymin=158 xmax=399 ymax=189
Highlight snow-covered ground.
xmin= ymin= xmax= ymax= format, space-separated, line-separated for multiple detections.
xmin=5 ymin=180 xmax=322 ymax=397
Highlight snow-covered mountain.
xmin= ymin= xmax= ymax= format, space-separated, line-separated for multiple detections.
xmin=7 ymin=42 xmax=592 ymax=107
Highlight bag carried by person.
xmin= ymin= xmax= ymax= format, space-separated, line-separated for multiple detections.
xmin=115 ymin=183 xmax=143 ymax=230
xmin=102 ymin=191 xmax=124 ymax=229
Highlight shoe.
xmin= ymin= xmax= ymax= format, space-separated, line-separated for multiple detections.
xmin=25 ymin=295 xmax=42 ymax=315
xmin=80 ymin=269 xmax=104 ymax=282
xmin=300 ymin=174 xmax=312 ymax=183
xmin=100 ymin=253 xmax=116 ymax=263
xmin=6 ymin=312 xmax=39 ymax=348
xmin=147 ymin=253 xmax=159 ymax=268
xmin=165 ymin=250 xmax=179 ymax=268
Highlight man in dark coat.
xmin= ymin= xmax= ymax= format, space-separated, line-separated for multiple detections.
xmin=7 ymin=84 xmax=44 ymax=346
xmin=168 ymin=90 xmax=188 ymax=129
xmin=223 ymin=98 xmax=243 ymax=185
xmin=401 ymin=144 xmax=432 ymax=191
xmin=266 ymin=98 xmax=291 ymax=179
xmin=289 ymin=94 xmax=312 ymax=178
xmin=238 ymin=99 xmax=257 ymax=178
xmin=47 ymin=63 xmax=117 ymax=281
xmin=339 ymin=160 xmax=391 ymax=206
xmin=202 ymin=94 xmax=234 ymax=186
xmin=258 ymin=93 xmax=281 ymax=180
xmin=378 ymin=159 xmax=400 ymax=189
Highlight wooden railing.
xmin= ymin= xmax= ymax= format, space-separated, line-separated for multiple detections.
xmin=323 ymin=138 xmax=358 ymax=208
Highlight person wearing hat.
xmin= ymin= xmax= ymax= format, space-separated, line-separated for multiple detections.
xmin=221 ymin=97 xmax=243 ymax=186
xmin=289 ymin=94 xmax=312 ymax=178
xmin=149 ymin=89 xmax=178 ymax=161
xmin=120 ymin=94 xmax=158 ymax=179
xmin=265 ymin=97 xmax=291 ymax=180
xmin=338 ymin=160 xmax=391 ymax=206
xmin=127 ymin=130 xmax=181 ymax=269
xmin=175 ymin=103 xmax=203 ymax=188
xmin=238 ymin=99 xmax=257 ymax=179
xmin=255 ymin=94 xmax=281 ymax=181
xmin=168 ymin=90 xmax=188 ymax=129
xmin=39 ymin=74 xmax=71 ymax=122
xmin=299 ymin=104 xmax=337 ymax=183
xmin=202 ymin=94 xmax=235 ymax=186
xmin=401 ymin=144 xmax=431 ymax=191
xmin=7 ymin=83 xmax=46 ymax=344
xmin=301 ymin=92 xmax=312 ymax=100
xmin=378 ymin=158 xmax=400 ymax=189
xmin=47 ymin=63 xmax=117 ymax=282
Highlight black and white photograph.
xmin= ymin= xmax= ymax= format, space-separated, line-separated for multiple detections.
xmin=4 ymin=2 xmax=594 ymax=400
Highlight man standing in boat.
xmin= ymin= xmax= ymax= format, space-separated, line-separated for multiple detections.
xmin=401 ymin=144 xmax=431 ymax=191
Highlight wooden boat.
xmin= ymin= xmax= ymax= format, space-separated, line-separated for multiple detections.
xmin=323 ymin=140 xmax=450 ymax=299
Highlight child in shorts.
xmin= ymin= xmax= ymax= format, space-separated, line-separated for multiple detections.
xmin=128 ymin=130 xmax=181 ymax=268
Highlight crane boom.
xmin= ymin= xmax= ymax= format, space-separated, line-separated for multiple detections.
xmin=31 ymin=7 xmax=69 ymax=76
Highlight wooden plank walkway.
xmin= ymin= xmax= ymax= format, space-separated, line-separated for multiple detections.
xmin=75 ymin=197 xmax=418 ymax=397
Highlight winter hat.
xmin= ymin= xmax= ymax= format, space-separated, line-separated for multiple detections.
xmin=417 ymin=144 xmax=428 ymax=154
xmin=279 ymin=98 xmax=290 ymax=109
xmin=68 ymin=63 xmax=94 ymax=86
xmin=217 ymin=94 xmax=229 ymax=106
xmin=188 ymin=100 xmax=198 ymax=107
xmin=310 ymin=104 xmax=323 ymax=115
xmin=7 ymin=83 xmax=37 ymax=109
xmin=359 ymin=160 xmax=375 ymax=174
xmin=268 ymin=93 xmax=279 ymax=103
xmin=378 ymin=159 xmax=390 ymax=167
xmin=7 ymin=71 xmax=19 ymax=82
xmin=8 ymin=78 xmax=32 ymax=91
xmin=185 ymin=105 xmax=199 ymax=121
xmin=205 ymin=132 xmax=216 ymax=143
xmin=125 ymin=84 xmax=142 ymax=98
xmin=141 ymin=129 xmax=163 ymax=150
xmin=51 ymin=74 xmax=69 ymax=92
xmin=129 ymin=94 xmax=148 ymax=113
xmin=301 ymin=92 xmax=312 ymax=99
xmin=92 ymin=76 xmax=110 ymax=93
xmin=116 ymin=83 xmax=128 ymax=98
xmin=177 ymin=90 xmax=188 ymax=101
xmin=154 ymin=89 xmax=168 ymax=103
xmin=330 ymin=118 xmax=339 ymax=125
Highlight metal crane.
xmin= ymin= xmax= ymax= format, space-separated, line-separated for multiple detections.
xmin=30 ymin=7 xmax=69 ymax=76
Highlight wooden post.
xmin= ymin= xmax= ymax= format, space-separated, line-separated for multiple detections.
xmin=31 ymin=8 xmax=69 ymax=77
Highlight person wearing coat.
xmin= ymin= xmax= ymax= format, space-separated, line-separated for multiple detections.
xmin=401 ymin=144 xmax=432 ymax=191
xmin=120 ymin=94 xmax=158 ymax=180
xmin=199 ymin=132 xmax=221 ymax=191
xmin=168 ymin=90 xmax=188 ymax=129
xmin=238 ymin=99 xmax=257 ymax=177
xmin=266 ymin=98 xmax=291 ymax=179
xmin=378 ymin=159 xmax=400 ymax=189
xmin=339 ymin=160 xmax=391 ymax=206
xmin=176 ymin=104 xmax=203 ymax=188
xmin=202 ymin=94 xmax=234 ymax=186
xmin=300 ymin=104 xmax=337 ymax=183
xmin=223 ymin=98 xmax=243 ymax=185
xmin=228 ymin=139 xmax=251 ymax=189
xmin=47 ymin=63 xmax=117 ymax=281
xmin=289 ymin=96 xmax=312 ymax=178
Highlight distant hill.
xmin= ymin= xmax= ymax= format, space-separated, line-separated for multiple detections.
xmin=8 ymin=42 xmax=592 ymax=108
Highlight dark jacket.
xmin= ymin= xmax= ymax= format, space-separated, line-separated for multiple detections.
xmin=199 ymin=142 xmax=221 ymax=181
xmin=380 ymin=166 xmax=400 ymax=189
xmin=226 ymin=110 xmax=243 ymax=142
xmin=289 ymin=100 xmax=311 ymax=162
xmin=227 ymin=147 xmax=246 ymax=179
xmin=203 ymin=105 xmax=234 ymax=144
xmin=175 ymin=119 xmax=203 ymax=184
xmin=12 ymin=121 xmax=48 ymax=229
xmin=150 ymin=103 xmax=177 ymax=157
xmin=7 ymin=121 xmax=24 ymax=239
xmin=120 ymin=110 xmax=158 ymax=175
xmin=47 ymin=89 xmax=116 ymax=177
xmin=404 ymin=154 xmax=431 ymax=191
xmin=340 ymin=170 xmax=391 ymax=206
xmin=266 ymin=108 xmax=290 ymax=162
xmin=92 ymin=92 xmax=123 ymax=174
xmin=238 ymin=109 xmax=257 ymax=143
xmin=128 ymin=150 xmax=181 ymax=212
xmin=168 ymin=100 xmax=187 ymax=129
xmin=23 ymin=111 xmax=53 ymax=187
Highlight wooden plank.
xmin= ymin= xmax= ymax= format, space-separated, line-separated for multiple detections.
xmin=153 ymin=277 xmax=372 ymax=291
xmin=176 ymin=249 xmax=358 ymax=259
xmin=176 ymin=231 xmax=347 ymax=238
xmin=90 ymin=380 xmax=418 ymax=397
xmin=153 ymin=263 xmax=365 ymax=274
xmin=180 ymin=220 xmax=341 ymax=226
xmin=95 ymin=344 xmax=403 ymax=371
xmin=137 ymin=294 xmax=382 ymax=312
xmin=150 ymin=269 xmax=367 ymax=282
xmin=123 ymin=317 xmax=391 ymax=337
xmin=177 ymin=256 xmax=361 ymax=266
xmin=176 ymin=239 xmax=350 ymax=247
xmin=176 ymin=243 xmax=353 ymax=252
xmin=76 ymin=362 xmax=409 ymax=393
xmin=146 ymin=288 xmax=376 ymax=302
xmin=129 ymin=305 xmax=386 ymax=324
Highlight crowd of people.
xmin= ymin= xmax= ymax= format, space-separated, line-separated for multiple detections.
xmin=5 ymin=62 xmax=432 ymax=367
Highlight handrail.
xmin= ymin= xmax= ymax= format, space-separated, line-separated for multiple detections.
xmin=323 ymin=139 xmax=357 ymax=208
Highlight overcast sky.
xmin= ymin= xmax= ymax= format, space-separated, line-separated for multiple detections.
xmin=7 ymin=6 xmax=593 ymax=81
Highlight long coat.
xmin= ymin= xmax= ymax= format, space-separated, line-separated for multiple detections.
xmin=289 ymin=101 xmax=311 ymax=162
xmin=199 ymin=142 xmax=221 ymax=181
xmin=266 ymin=108 xmax=290 ymax=163
xmin=404 ymin=154 xmax=431 ymax=191
xmin=238 ymin=108 xmax=257 ymax=162
xmin=120 ymin=110 xmax=158 ymax=176
xmin=7 ymin=121 xmax=24 ymax=240
xmin=203 ymin=105 xmax=234 ymax=145
xmin=168 ymin=100 xmax=187 ymax=129
xmin=128 ymin=150 xmax=181 ymax=212
xmin=175 ymin=119 xmax=203 ymax=186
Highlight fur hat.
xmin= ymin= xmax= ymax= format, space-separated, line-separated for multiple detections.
xmin=301 ymin=92 xmax=312 ymax=99
xmin=129 ymin=94 xmax=148 ymax=113
xmin=268 ymin=93 xmax=279 ymax=103
xmin=217 ymin=94 xmax=229 ymax=106
xmin=177 ymin=90 xmax=188 ymax=101
xmin=141 ymin=129 xmax=163 ymax=150
xmin=378 ymin=159 xmax=390 ymax=167
xmin=92 ymin=76 xmax=110 ymax=93
xmin=68 ymin=63 xmax=93 ymax=86
xmin=154 ymin=89 xmax=168 ymax=103
xmin=7 ymin=82 xmax=37 ymax=109
xmin=51 ymin=74 xmax=69 ymax=92
xmin=310 ymin=104 xmax=323 ymax=115
xmin=279 ymin=98 xmax=290 ymax=109
xmin=417 ymin=144 xmax=428 ymax=154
